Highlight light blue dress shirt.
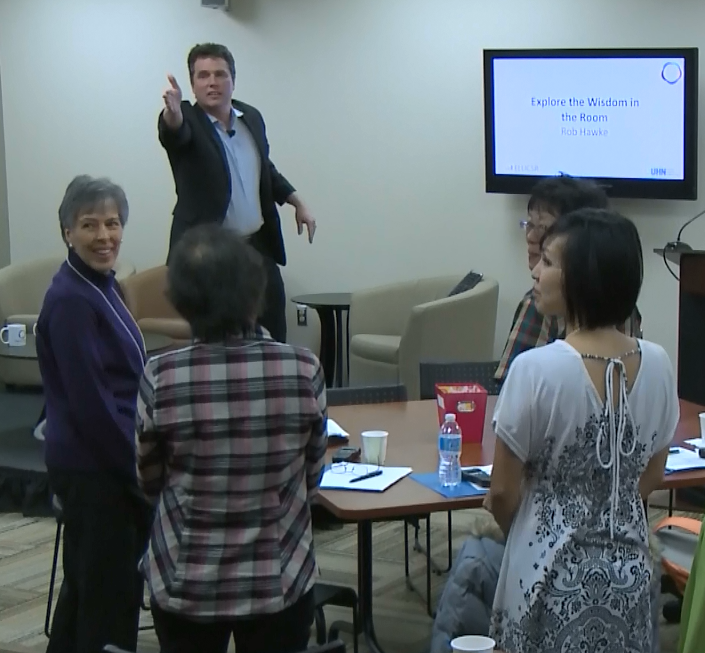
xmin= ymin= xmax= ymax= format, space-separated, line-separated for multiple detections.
xmin=210 ymin=108 xmax=263 ymax=236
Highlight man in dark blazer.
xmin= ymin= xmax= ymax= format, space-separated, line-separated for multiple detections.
xmin=158 ymin=43 xmax=316 ymax=343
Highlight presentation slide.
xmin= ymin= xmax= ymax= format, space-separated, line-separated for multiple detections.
xmin=492 ymin=57 xmax=686 ymax=180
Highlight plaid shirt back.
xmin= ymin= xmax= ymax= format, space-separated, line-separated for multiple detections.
xmin=136 ymin=329 xmax=327 ymax=619
xmin=495 ymin=291 xmax=644 ymax=383
xmin=495 ymin=291 xmax=563 ymax=383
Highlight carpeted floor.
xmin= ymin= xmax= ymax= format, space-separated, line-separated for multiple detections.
xmin=0 ymin=505 xmax=688 ymax=653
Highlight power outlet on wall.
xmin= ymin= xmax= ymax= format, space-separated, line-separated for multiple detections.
xmin=296 ymin=306 xmax=308 ymax=327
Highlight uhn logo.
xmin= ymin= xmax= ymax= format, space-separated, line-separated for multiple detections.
xmin=651 ymin=168 xmax=668 ymax=176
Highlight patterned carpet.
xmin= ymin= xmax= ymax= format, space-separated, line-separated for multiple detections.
xmin=0 ymin=505 xmax=687 ymax=653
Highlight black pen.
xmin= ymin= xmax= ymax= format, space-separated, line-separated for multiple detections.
xmin=349 ymin=470 xmax=383 ymax=484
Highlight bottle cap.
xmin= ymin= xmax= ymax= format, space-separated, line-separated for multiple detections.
xmin=444 ymin=413 xmax=457 ymax=421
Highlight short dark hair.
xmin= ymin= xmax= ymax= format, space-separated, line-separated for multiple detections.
xmin=543 ymin=208 xmax=643 ymax=330
xmin=167 ymin=225 xmax=266 ymax=342
xmin=187 ymin=43 xmax=236 ymax=82
xmin=527 ymin=174 xmax=609 ymax=218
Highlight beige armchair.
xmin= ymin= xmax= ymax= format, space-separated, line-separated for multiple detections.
xmin=348 ymin=275 xmax=499 ymax=399
xmin=0 ymin=256 xmax=135 ymax=386
xmin=120 ymin=266 xmax=192 ymax=351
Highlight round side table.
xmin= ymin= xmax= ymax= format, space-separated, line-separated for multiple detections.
xmin=291 ymin=293 xmax=352 ymax=388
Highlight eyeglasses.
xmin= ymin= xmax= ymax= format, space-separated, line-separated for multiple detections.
xmin=519 ymin=220 xmax=548 ymax=236
xmin=329 ymin=463 xmax=379 ymax=476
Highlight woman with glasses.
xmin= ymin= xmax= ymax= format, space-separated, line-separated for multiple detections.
xmin=487 ymin=208 xmax=678 ymax=653
xmin=494 ymin=174 xmax=642 ymax=385
xmin=136 ymin=224 xmax=327 ymax=653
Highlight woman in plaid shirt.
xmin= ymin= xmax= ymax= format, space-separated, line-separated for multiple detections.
xmin=136 ymin=224 xmax=328 ymax=653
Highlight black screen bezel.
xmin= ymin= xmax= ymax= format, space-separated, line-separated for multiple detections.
xmin=483 ymin=48 xmax=699 ymax=200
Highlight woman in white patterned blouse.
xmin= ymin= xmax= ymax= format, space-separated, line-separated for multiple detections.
xmin=487 ymin=208 xmax=678 ymax=653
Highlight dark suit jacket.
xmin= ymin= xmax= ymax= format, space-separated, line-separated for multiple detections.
xmin=158 ymin=99 xmax=295 ymax=265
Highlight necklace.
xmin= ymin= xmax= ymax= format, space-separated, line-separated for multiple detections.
xmin=568 ymin=326 xmax=640 ymax=362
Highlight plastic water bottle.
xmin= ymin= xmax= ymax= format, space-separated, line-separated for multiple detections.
xmin=438 ymin=413 xmax=462 ymax=487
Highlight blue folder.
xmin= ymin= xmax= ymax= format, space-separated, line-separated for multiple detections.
xmin=410 ymin=472 xmax=487 ymax=498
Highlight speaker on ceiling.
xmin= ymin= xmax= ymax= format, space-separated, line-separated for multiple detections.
xmin=202 ymin=0 xmax=228 ymax=8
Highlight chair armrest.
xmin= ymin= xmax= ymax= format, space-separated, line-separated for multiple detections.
xmin=398 ymin=279 xmax=499 ymax=398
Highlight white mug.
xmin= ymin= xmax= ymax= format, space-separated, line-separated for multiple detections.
xmin=0 ymin=323 xmax=27 ymax=347
xmin=361 ymin=430 xmax=388 ymax=466
xmin=450 ymin=635 xmax=496 ymax=653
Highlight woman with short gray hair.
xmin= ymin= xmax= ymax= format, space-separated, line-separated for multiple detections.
xmin=136 ymin=224 xmax=327 ymax=653
xmin=36 ymin=175 xmax=150 ymax=653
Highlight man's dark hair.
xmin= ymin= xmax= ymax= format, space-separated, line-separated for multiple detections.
xmin=543 ymin=208 xmax=643 ymax=330
xmin=187 ymin=43 xmax=236 ymax=82
xmin=167 ymin=225 xmax=266 ymax=342
xmin=528 ymin=174 xmax=609 ymax=218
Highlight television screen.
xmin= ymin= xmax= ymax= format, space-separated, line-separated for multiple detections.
xmin=483 ymin=48 xmax=699 ymax=200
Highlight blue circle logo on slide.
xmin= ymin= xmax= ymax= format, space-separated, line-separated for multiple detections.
xmin=662 ymin=62 xmax=682 ymax=84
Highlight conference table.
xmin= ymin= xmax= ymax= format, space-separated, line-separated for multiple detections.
xmin=321 ymin=397 xmax=705 ymax=653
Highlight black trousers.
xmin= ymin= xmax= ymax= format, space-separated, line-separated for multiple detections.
xmin=47 ymin=471 xmax=151 ymax=653
xmin=259 ymin=254 xmax=287 ymax=344
xmin=151 ymin=589 xmax=315 ymax=653
xmin=248 ymin=229 xmax=287 ymax=344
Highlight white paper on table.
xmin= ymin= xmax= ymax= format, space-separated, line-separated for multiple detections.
xmin=666 ymin=447 xmax=705 ymax=472
xmin=320 ymin=463 xmax=412 ymax=492
xmin=326 ymin=418 xmax=349 ymax=437
xmin=685 ymin=438 xmax=705 ymax=449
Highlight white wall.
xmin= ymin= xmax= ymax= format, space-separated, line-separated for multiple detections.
xmin=1 ymin=0 xmax=704 ymax=363
xmin=0 ymin=66 xmax=9 ymax=268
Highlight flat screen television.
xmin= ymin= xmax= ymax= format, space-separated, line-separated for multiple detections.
xmin=483 ymin=48 xmax=699 ymax=200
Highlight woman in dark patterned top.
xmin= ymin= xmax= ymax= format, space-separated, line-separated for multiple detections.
xmin=136 ymin=224 xmax=328 ymax=653
xmin=486 ymin=209 xmax=678 ymax=653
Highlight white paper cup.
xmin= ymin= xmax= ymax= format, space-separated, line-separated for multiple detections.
xmin=450 ymin=635 xmax=496 ymax=653
xmin=700 ymin=412 xmax=705 ymax=439
xmin=360 ymin=430 xmax=388 ymax=466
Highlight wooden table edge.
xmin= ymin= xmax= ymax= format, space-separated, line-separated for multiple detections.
xmin=318 ymin=397 xmax=705 ymax=522
xmin=316 ymin=493 xmax=486 ymax=521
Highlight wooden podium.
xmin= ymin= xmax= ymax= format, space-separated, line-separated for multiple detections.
xmin=678 ymin=251 xmax=705 ymax=406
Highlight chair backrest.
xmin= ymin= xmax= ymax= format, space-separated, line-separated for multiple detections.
xmin=0 ymin=256 xmax=63 ymax=317
xmin=418 ymin=361 xmax=500 ymax=400
xmin=349 ymin=275 xmax=462 ymax=337
xmin=653 ymin=516 xmax=702 ymax=595
xmin=119 ymin=265 xmax=181 ymax=321
xmin=327 ymin=384 xmax=407 ymax=407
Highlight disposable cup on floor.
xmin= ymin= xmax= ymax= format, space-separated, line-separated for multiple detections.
xmin=450 ymin=635 xmax=496 ymax=653
xmin=361 ymin=430 xmax=388 ymax=465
